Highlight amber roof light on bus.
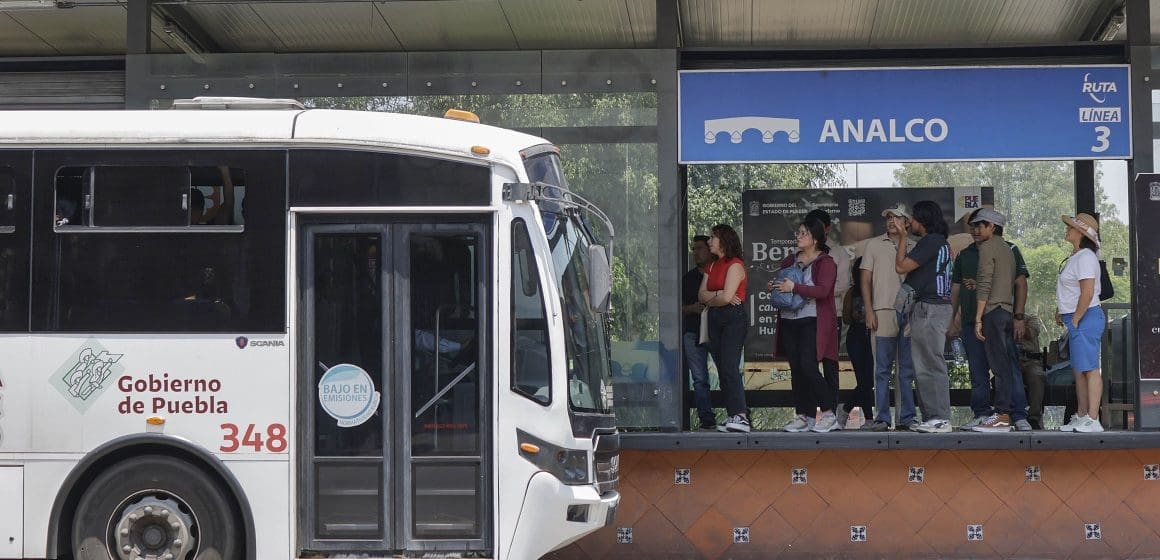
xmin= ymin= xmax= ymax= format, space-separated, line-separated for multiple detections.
xmin=444 ymin=109 xmax=480 ymax=123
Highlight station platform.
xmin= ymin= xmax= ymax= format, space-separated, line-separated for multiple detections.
xmin=548 ymin=431 xmax=1160 ymax=559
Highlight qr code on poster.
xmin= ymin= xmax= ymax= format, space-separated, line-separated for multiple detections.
xmin=848 ymin=198 xmax=867 ymax=217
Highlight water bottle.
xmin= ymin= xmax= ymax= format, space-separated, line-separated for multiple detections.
xmin=951 ymin=337 xmax=966 ymax=362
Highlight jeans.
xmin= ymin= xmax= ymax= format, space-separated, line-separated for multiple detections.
xmin=780 ymin=317 xmax=839 ymax=415
xmin=706 ymin=305 xmax=748 ymax=417
xmin=874 ymin=323 xmax=916 ymax=425
xmin=982 ymin=307 xmax=1022 ymax=416
xmin=683 ymin=331 xmax=715 ymax=427
xmin=845 ymin=321 xmax=875 ymax=419
xmin=908 ymin=301 xmax=952 ymax=421
xmin=963 ymin=319 xmax=1030 ymax=421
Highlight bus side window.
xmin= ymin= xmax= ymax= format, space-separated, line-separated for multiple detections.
xmin=190 ymin=166 xmax=245 ymax=227
xmin=54 ymin=166 xmax=87 ymax=227
xmin=511 ymin=219 xmax=551 ymax=405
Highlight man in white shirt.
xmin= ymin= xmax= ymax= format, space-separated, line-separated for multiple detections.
xmin=859 ymin=203 xmax=917 ymax=431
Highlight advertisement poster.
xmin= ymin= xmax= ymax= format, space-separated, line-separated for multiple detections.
xmin=740 ymin=187 xmax=994 ymax=363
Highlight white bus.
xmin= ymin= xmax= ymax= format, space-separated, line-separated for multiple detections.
xmin=0 ymin=98 xmax=620 ymax=560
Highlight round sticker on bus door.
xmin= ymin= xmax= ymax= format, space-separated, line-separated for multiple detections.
xmin=318 ymin=364 xmax=381 ymax=428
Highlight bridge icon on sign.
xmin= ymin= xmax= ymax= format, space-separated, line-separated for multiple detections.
xmin=704 ymin=116 xmax=801 ymax=144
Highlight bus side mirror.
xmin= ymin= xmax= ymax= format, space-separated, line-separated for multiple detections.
xmin=587 ymin=245 xmax=612 ymax=313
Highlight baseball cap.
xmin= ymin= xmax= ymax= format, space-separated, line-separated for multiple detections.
xmin=969 ymin=207 xmax=1007 ymax=228
xmin=881 ymin=203 xmax=911 ymax=220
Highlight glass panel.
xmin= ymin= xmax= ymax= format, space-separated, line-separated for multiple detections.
xmin=290 ymin=150 xmax=490 ymax=207
xmin=190 ymin=167 xmax=246 ymax=226
xmin=0 ymin=169 xmax=12 ymax=230
xmin=511 ymin=219 xmax=551 ymax=404
xmin=313 ymin=233 xmax=383 ymax=456
xmin=410 ymin=234 xmax=480 ymax=456
xmin=91 ymin=166 xmax=189 ymax=228
xmin=0 ymin=166 xmax=22 ymax=332
xmin=559 ymin=142 xmax=661 ymax=427
xmin=302 ymin=93 xmax=657 ymax=128
xmin=412 ymin=464 xmax=481 ymax=539
xmin=315 ymin=463 xmax=382 ymax=539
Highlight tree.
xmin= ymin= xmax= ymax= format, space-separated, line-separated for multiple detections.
xmin=687 ymin=163 xmax=847 ymax=241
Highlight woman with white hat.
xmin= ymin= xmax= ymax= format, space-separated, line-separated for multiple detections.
xmin=1056 ymin=213 xmax=1104 ymax=433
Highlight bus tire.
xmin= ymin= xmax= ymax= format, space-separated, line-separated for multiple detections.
xmin=71 ymin=454 xmax=242 ymax=560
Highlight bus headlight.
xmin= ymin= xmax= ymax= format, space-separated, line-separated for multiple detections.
xmin=555 ymin=449 xmax=590 ymax=485
xmin=517 ymin=429 xmax=591 ymax=485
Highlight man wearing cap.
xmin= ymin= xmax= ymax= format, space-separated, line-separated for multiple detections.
xmin=968 ymin=208 xmax=1022 ymax=432
xmin=858 ymin=203 xmax=917 ymax=431
xmin=951 ymin=208 xmax=1035 ymax=431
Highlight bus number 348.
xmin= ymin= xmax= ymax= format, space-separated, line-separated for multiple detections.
xmin=220 ymin=422 xmax=288 ymax=453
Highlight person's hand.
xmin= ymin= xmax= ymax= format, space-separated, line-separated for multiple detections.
xmin=767 ymin=279 xmax=776 ymax=292
xmin=866 ymin=311 xmax=878 ymax=331
xmin=1071 ymin=316 xmax=1081 ymax=329
xmin=947 ymin=321 xmax=961 ymax=337
xmin=1014 ymin=319 xmax=1025 ymax=341
xmin=730 ymin=295 xmax=743 ymax=305
xmin=963 ymin=279 xmax=977 ymax=291
xmin=1055 ymin=311 xmax=1063 ymax=327
xmin=777 ymin=279 xmax=795 ymax=293
xmin=974 ymin=321 xmax=985 ymax=341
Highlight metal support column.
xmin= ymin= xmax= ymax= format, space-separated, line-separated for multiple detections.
xmin=1125 ymin=0 xmax=1157 ymax=428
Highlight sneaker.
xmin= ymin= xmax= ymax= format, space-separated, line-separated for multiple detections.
xmin=835 ymin=403 xmax=849 ymax=430
xmin=899 ymin=419 xmax=921 ymax=432
xmin=913 ymin=418 xmax=952 ymax=433
xmin=960 ymin=416 xmax=987 ymax=431
xmin=1014 ymin=419 xmax=1034 ymax=432
xmin=1073 ymin=416 xmax=1104 ymax=433
xmin=861 ymin=420 xmax=890 ymax=431
xmin=812 ymin=412 xmax=840 ymax=433
xmin=717 ymin=414 xmax=751 ymax=433
xmin=697 ymin=422 xmax=718 ymax=432
xmin=971 ymin=413 xmax=1012 ymax=433
xmin=783 ymin=415 xmax=816 ymax=433
xmin=1059 ymin=414 xmax=1087 ymax=432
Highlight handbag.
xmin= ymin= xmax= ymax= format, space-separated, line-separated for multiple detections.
xmin=1098 ymin=260 xmax=1114 ymax=301
xmin=698 ymin=307 xmax=709 ymax=344
xmin=769 ymin=264 xmax=807 ymax=311
xmin=893 ymin=282 xmax=917 ymax=318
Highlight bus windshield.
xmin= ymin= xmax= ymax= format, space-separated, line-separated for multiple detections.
xmin=525 ymin=152 xmax=613 ymax=414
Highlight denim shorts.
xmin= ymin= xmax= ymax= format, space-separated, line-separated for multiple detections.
xmin=1063 ymin=306 xmax=1104 ymax=373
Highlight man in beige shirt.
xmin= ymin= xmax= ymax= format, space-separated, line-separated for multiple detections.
xmin=859 ymin=203 xmax=917 ymax=431
xmin=970 ymin=208 xmax=1020 ymax=432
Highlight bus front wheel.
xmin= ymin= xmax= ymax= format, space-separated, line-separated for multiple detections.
xmin=72 ymin=455 xmax=242 ymax=560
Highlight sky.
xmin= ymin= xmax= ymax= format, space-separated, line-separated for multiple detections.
xmin=838 ymin=160 xmax=1131 ymax=222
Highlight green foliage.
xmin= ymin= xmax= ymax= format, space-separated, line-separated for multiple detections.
xmin=686 ymin=163 xmax=847 ymax=240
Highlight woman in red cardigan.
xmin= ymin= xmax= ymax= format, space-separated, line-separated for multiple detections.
xmin=772 ymin=216 xmax=840 ymax=432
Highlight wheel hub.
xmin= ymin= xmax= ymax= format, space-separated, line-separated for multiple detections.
xmin=112 ymin=496 xmax=195 ymax=560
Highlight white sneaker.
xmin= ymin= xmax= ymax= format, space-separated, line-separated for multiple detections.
xmin=1074 ymin=416 xmax=1104 ymax=433
xmin=783 ymin=415 xmax=816 ymax=433
xmin=812 ymin=412 xmax=840 ymax=433
xmin=1060 ymin=414 xmax=1087 ymax=432
xmin=914 ymin=418 xmax=952 ymax=433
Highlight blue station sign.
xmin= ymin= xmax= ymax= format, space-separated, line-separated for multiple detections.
xmin=679 ymin=66 xmax=1131 ymax=164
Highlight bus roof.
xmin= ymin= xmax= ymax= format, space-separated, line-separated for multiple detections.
xmin=0 ymin=107 xmax=550 ymax=169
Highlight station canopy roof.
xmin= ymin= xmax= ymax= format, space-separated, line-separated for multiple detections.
xmin=0 ymin=0 xmax=1145 ymax=58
